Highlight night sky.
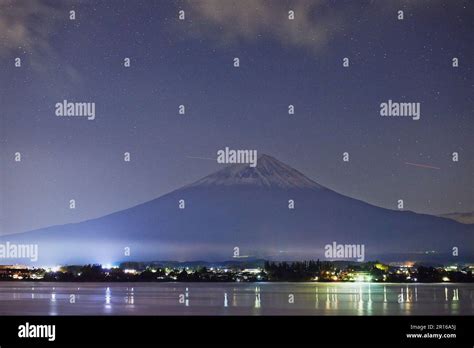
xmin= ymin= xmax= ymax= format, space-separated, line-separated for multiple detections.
xmin=1 ymin=0 xmax=473 ymax=235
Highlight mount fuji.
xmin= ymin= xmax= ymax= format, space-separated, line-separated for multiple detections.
xmin=1 ymin=154 xmax=473 ymax=264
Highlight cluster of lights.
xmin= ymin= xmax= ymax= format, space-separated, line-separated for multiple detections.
xmin=46 ymin=266 xmax=61 ymax=273
xmin=3 ymin=262 xmax=470 ymax=284
xmin=354 ymin=274 xmax=372 ymax=282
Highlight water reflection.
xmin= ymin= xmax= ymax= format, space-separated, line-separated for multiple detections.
xmin=254 ymin=286 xmax=261 ymax=309
xmin=0 ymin=283 xmax=471 ymax=315
xmin=49 ymin=287 xmax=57 ymax=315
xmin=453 ymin=288 xmax=459 ymax=301
xmin=104 ymin=286 xmax=112 ymax=313
xmin=105 ymin=287 xmax=111 ymax=304
xmin=315 ymin=287 xmax=319 ymax=308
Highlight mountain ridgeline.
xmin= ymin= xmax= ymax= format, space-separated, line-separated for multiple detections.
xmin=2 ymin=155 xmax=473 ymax=264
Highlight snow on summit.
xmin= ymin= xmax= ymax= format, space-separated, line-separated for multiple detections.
xmin=188 ymin=154 xmax=324 ymax=189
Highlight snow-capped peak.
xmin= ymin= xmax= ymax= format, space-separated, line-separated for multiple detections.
xmin=188 ymin=154 xmax=324 ymax=189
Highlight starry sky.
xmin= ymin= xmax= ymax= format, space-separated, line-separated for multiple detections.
xmin=1 ymin=0 xmax=473 ymax=235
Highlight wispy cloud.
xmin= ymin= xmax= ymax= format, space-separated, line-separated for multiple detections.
xmin=183 ymin=0 xmax=441 ymax=54
xmin=0 ymin=0 xmax=61 ymax=59
xmin=185 ymin=0 xmax=346 ymax=53
xmin=0 ymin=0 xmax=81 ymax=82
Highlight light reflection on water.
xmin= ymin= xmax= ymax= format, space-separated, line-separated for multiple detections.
xmin=0 ymin=282 xmax=472 ymax=315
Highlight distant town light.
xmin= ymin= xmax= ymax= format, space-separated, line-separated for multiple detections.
xmin=354 ymin=273 xmax=372 ymax=282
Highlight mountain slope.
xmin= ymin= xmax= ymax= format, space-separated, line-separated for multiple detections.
xmin=1 ymin=154 xmax=473 ymax=264
xmin=440 ymin=212 xmax=474 ymax=224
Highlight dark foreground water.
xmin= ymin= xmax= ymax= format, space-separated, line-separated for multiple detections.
xmin=0 ymin=282 xmax=473 ymax=315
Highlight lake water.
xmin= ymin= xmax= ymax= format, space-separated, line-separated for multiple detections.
xmin=0 ymin=282 xmax=473 ymax=315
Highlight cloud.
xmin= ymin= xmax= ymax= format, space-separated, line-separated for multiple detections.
xmin=185 ymin=0 xmax=346 ymax=53
xmin=0 ymin=0 xmax=62 ymax=59
xmin=183 ymin=0 xmax=443 ymax=54
xmin=0 ymin=0 xmax=82 ymax=83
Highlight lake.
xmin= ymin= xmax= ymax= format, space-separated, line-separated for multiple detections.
xmin=0 ymin=282 xmax=473 ymax=315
